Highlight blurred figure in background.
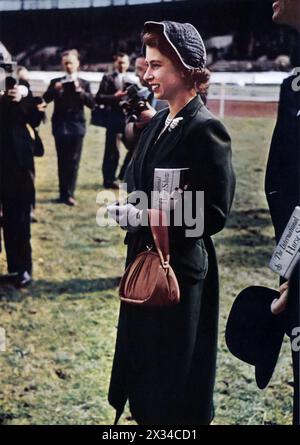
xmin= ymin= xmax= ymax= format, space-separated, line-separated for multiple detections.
xmin=95 ymin=52 xmax=130 ymax=189
xmin=17 ymin=65 xmax=45 ymax=223
xmin=0 ymin=71 xmax=44 ymax=287
xmin=120 ymin=55 xmax=167 ymax=183
xmin=43 ymin=49 xmax=94 ymax=206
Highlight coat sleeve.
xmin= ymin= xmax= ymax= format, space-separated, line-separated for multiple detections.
xmin=197 ymin=119 xmax=235 ymax=236
xmin=19 ymin=96 xmax=44 ymax=128
xmin=265 ymin=78 xmax=299 ymax=241
xmin=43 ymin=79 xmax=59 ymax=104
xmin=265 ymin=80 xmax=289 ymax=196
xmin=95 ymin=75 xmax=119 ymax=106
xmin=172 ymin=119 xmax=235 ymax=240
xmin=80 ymin=80 xmax=95 ymax=109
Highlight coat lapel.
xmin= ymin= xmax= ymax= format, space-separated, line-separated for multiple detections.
xmin=133 ymin=95 xmax=203 ymax=191
xmin=134 ymin=109 xmax=168 ymax=189
xmin=147 ymin=95 xmax=203 ymax=168
xmin=148 ymin=121 xmax=184 ymax=167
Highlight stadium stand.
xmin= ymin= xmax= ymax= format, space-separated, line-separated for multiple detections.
xmin=0 ymin=0 xmax=299 ymax=72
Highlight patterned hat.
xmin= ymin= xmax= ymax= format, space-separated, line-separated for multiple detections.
xmin=142 ymin=20 xmax=207 ymax=70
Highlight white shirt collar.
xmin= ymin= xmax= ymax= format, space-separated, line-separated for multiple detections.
xmin=65 ymin=73 xmax=78 ymax=82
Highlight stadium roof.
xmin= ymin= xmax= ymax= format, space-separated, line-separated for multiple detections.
xmin=0 ymin=0 xmax=186 ymax=11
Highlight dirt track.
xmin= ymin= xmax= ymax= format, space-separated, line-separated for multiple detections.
xmin=208 ymin=99 xmax=278 ymax=118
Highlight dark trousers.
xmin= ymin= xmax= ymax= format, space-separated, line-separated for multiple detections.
xmin=55 ymin=135 xmax=83 ymax=200
xmin=102 ymin=129 xmax=123 ymax=185
xmin=1 ymin=190 xmax=32 ymax=275
xmin=102 ymin=111 xmax=127 ymax=185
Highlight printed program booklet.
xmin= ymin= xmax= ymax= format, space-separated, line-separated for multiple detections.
xmin=152 ymin=168 xmax=190 ymax=209
xmin=269 ymin=206 xmax=300 ymax=279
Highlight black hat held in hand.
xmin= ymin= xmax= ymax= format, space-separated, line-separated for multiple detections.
xmin=225 ymin=286 xmax=285 ymax=389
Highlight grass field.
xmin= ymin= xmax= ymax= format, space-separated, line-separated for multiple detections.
xmin=0 ymin=108 xmax=294 ymax=425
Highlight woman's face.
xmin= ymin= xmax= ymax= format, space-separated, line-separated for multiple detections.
xmin=144 ymin=46 xmax=187 ymax=101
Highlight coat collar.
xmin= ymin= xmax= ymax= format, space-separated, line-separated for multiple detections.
xmin=134 ymin=94 xmax=203 ymax=190
xmin=173 ymin=93 xmax=203 ymax=120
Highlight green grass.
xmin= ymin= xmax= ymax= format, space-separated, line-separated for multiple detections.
xmin=0 ymin=110 xmax=294 ymax=425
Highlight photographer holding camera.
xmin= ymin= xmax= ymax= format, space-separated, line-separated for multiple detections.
xmin=95 ymin=52 xmax=131 ymax=189
xmin=43 ymin=49 xmax=94 ymax=206
xmin=119 ymin=55 xmax=167 ymax=186
xmin=0 ymin=58 xmax=44 ymax=287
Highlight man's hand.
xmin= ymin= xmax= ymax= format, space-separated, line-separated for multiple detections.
xmin=7 ymin=85 xmax=28 ymax=102
xmin=114 ymin=90 xmax=127 ymax=101
xmin=271 ymin=281 xmax=289 ymax=314
xmin=54 ymin=81 xmax=64 ymax=92
xmin=37 ymin=100 xmax=47 ymax=112
xmin=134 ymin=104 xmax=156 ymax=130
xmin=74 ymin=79 xmax=83 ymax=93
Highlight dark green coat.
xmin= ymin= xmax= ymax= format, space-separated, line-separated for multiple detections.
xmin=108 ymin=95 xmax=235 ymax=425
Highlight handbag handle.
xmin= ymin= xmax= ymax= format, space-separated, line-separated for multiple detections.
xmin=148 ymin=209 xmax=170 ymax=269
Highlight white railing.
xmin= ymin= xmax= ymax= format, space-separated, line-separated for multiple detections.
xmin=26 ymin=70 xmax=291 ymax=118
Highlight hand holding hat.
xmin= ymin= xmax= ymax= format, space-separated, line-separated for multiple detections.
xmin=225 ymin=286 xmax=285 ymax=389
xmin=271 ymin=281 xmax=289 ymax=315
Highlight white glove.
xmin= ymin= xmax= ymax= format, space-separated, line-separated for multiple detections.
xmin=8 ymin=85 xmax=29 ymax=102
xmin=107 ymin=202 xmax=142 ymax=233
xmin=18 ymin=85 xmax=29 ymax=98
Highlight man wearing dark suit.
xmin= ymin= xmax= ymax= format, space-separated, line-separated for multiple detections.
xmin=95 ymin=53 xmax=130 ymax=189
xmin=0 ymin=80 xmax=44 ymax=286
xmin=44 ymin=49 xmax=94 ymax=206
xmin=121 ymin=55 xmax=167 ymax=183
xmin=17 ymin=65 xmax=44 ymax=222
xmin=265 ymin=0 xmax=300 ymax=425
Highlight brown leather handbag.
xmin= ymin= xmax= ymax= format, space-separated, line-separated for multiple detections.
xmin=119 ymin=209 xmax=180 ymax=307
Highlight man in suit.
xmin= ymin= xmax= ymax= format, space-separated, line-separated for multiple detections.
xmin=121 ymin=55 xmax=167 ymax=183
xmin=0 ymin=77 xmax=44 ymax=286
xmin=44 ymin=49 xmax=94 ymax=206
xmin=265 ymin=0 xmax=300 ymax=425
xmin=17 ymin=65 xmax=44 ymax=223
xmin=95 ymin=53 xmax=130 ymax=189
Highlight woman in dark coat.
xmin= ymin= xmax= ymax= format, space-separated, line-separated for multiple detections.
xmin=107 ymin=21 xmax=235 ymax=425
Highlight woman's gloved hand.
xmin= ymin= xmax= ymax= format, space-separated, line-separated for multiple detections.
xmin=107 ymin=202 xmax=142 ymax=233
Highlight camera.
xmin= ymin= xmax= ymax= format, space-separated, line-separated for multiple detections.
xmin=120 ymin=83 xmax=150 ymax=121
xmin=61 ymin=79 xmax=76 ymax=95
xmin=0 ymin=53 xmax=17 ymax=93
xmin=0 ymin=61 xmax=16 ymax=74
